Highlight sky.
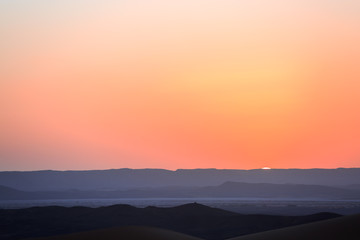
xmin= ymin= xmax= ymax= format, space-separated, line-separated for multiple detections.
xmin=1 ymin=0 xmax=360 ymax=171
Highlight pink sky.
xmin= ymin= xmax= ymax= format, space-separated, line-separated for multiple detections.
xmin=1 ymin=0 xmax=360 ymax=170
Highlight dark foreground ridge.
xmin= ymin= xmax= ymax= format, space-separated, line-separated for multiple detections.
xmin=31 ymin=214 xmax=360 ymax=240
xmin=0 ymin=203 xmax=341 ymax=240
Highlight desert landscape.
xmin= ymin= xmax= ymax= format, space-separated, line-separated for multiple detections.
xmin=1 ymin=0 xmax=360 ymax=239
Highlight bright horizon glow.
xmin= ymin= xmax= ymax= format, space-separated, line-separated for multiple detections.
xmin=1 ymin=0 xmax=360 ymax=171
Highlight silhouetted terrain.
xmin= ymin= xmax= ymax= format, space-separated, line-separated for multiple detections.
xmin=229 ymin=213 xmax=360 ymax=240
xmin=1 ymin=168 xmax=359 ymax=191
xmin=28 ymin=214 xmax=360 ymax=240
xmin=1 ymin=181 xmax=360 ymax=200
xmin=31 ymin=226 xmax=203 ymax=240
xmin=0 ymin=203 xmax=341 ymax=240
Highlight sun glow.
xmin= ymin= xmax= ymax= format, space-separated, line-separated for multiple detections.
xmin=1 ymin=0 xmax=360 ymax=170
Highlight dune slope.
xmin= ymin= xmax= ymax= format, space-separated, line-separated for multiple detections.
xmin=30 ymin=226 xmax=202 ymax=240
xmin=228 ymin=213 xmax=360 ymax=240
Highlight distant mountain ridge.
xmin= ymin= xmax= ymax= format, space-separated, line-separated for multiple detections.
xmin=0 ymin=168 xmax=359 ymax=191
xmin=1 ymin=181 xmax=360 ymax=200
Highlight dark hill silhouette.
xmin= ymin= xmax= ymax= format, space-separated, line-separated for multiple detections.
xmin=0 ymin=203 xmax=341 ymax=240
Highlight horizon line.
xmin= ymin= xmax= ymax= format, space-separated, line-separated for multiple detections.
xmin=1 ymin=167 xmax=359 ymax=173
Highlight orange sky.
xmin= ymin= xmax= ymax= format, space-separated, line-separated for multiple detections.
xmin=1 ymin=0 xmax=360 ymax=170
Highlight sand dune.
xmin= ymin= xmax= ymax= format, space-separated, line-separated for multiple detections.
xmin=29 ymin=213 xmax=360 ymax=240
xmin=228 ymin=213 xmax=360 ymax=240
xmin=31 ymin=226 xmax=203 ymax=240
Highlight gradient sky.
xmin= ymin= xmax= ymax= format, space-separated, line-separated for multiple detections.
xmin=1 ymin=0 xmax=360 ymax=170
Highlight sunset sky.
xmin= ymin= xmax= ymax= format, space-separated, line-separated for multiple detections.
xmin=1 ymin=0 xmax=360 ymax=170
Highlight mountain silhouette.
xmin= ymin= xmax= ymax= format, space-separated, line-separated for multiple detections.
xmin=1 ymin=181 xmax=360 ymax=200
xmin=1 ymin=168 xmax=360 ymax=191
